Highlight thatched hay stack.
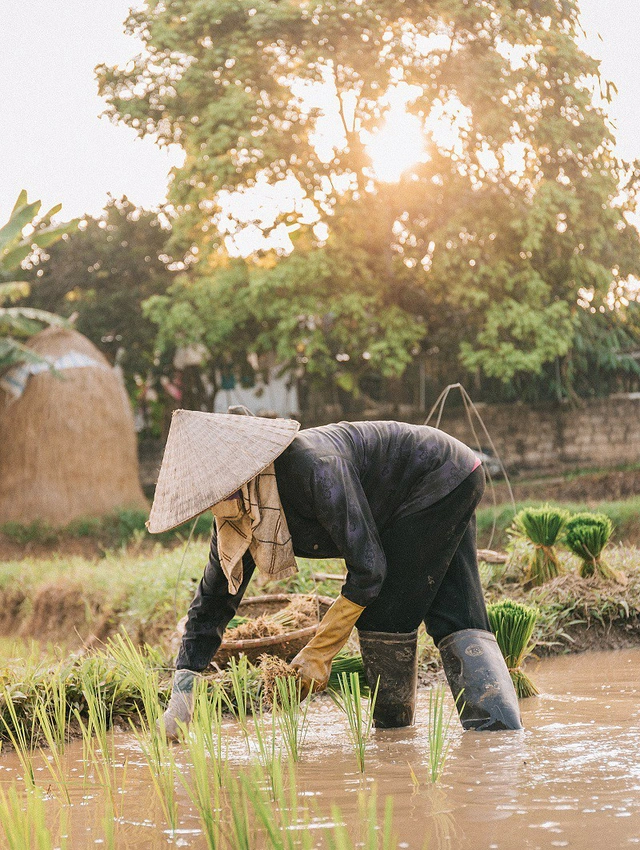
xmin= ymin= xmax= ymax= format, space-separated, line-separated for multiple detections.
xmin=0 ymin=327 xmax=147 ymax=525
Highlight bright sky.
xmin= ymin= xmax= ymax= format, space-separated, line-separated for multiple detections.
xmin=0 ymin=0 xmax=639 ymax=222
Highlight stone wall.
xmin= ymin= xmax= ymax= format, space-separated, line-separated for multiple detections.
xmin=430 ymin=394 xmax=640 ymax=473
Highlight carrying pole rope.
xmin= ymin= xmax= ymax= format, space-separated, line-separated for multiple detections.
xmin=425 ymin=383 xmax=516 ymax=551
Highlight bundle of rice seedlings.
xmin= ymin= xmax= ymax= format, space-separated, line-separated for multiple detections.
xmin=258 ymin=655 xmax=299 ymax=707
xmin=564 ymin=512 xmax=624 ymax=583
xmin=226 ymin=597 xmax=320 ymax=641
xmin=327 ymin=650 xmax=369 ymax=697
xmin=512 ymin=505 xmax=569 ymax=586
xmin=487 ymin=599 xmax=539 ymax=698
xmin=258 ymin=650 xmax=367 ymax=705
xmin=227 ymin=616 xmax=284 ymax=641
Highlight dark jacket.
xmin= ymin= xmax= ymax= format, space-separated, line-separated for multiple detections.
xmin=176 ymin=421 xmax=478 ymax=670
xmin=274 ymin=421 xmax=477 ymax=606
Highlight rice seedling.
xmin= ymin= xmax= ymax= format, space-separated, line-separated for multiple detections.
xmin=426 ymin=685 xmax=456 ymax=783
xmin=564 ymin=512 xmax=625 ymax=582
xmin=0 ymin=686 xmax=37 ymax=789
xmin=33 ymin=697 xmax=70 ymax=805
xmin=221 ymin=654 xmax=254 ymax=740
xmin=104 ymin=633 xmax=162 ymax=724
xmin=512 ymin=505 xmax=569 ymax=586
xmin=251 ymin=697 xmax=281 ymax=798
xmin=325 ymin=792 xmax=395 ymax=850
xmin=273 ymin=674 xmax=311 ymax=763
xmin=191 ymin=678 xmax=228 ymax=784
xmin=242 ymin=760 xmax=315 ymax=850
xmin=327 ymin=650 xmax=369 ymax=697
xmin=487 ymin=599 xmax=539 ymax=698
xmin=0 ymin=784 xmax=61 ymax=850
xmin=77 ymin=664 xmax=114 ymax=766
xmin=330 ymin=671 xmax=379 ymax=774
xmin=108 ymin=634 xmax=179 ymax=831
xmin=175 ymin=683 xmax=222 ymax=850
xmin=224 ymin=773 xmax=255 ymax=850
xmin=130 ymin=709 xmax=179 ymax=833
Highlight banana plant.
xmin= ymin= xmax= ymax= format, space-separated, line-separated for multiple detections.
xmin=0 ymin=190 xmax=77 ymax=370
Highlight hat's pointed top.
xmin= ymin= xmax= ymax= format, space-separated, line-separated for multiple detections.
xmin=147 ymin=410 xmax=300 ymax=533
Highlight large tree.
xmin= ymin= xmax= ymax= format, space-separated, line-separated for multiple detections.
xmin=98 ymin=0 xmax=640 ymax=398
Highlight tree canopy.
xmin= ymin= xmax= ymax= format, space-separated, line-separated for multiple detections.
xmin=98 ymin=0 xmax=640 ymax=401
xmin=25 ymin=197 xmax=177 ymax=394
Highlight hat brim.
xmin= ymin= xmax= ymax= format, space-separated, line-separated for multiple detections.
xmin=147 ymin=410 xmax=300 ymax=533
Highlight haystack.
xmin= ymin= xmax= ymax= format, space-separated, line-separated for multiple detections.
xmin=0 ymin=327 xmax=147 ymax=525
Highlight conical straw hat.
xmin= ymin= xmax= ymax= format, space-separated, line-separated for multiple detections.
xmin=147 ymin=410 xmax=300 ymax=533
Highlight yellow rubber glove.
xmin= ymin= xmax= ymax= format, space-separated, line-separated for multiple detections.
xmin=289 ymin=595 xmax=365 ymax=698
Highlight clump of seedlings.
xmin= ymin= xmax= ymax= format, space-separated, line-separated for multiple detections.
xmin=258 ymin=654 xmax=298 ymax=706
xmin=330 ymin=671 xmax=378 ymax=774
xmin=327 ymin=650 xmax=369 ymax=696
xmin=564 ymin=512 xmax=625 ymax=583
xmin=487 ymin=599 xmax=539 ymax=698
xmin=175 ymin=679 xmax=224 ymax=850
xmin=512 ymin=505 xmax=569 ymax=586
xmin=256 ymin=656 xmax=310 ymax=762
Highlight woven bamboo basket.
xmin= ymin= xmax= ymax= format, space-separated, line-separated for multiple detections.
xmin=173 ymin=593 xmax=336 ymax=668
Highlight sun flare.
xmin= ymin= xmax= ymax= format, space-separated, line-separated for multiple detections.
xmin=365 ymin=109 xmax=427 ymax=183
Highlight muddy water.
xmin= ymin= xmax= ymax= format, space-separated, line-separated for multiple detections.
xmin=2 ymin=649 xmax=640 ymax=848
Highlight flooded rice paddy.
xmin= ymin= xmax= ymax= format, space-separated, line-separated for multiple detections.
xmin=1 ymin=649 xmax=640 ymax=848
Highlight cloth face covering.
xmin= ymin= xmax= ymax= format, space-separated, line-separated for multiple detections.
xmin=211 ymin=463 xmax=298 ymax=594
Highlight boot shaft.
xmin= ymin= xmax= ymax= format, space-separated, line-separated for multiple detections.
xmin=358 ymin=629 xmax=418 ymax=728
xmin=438 ymin=629 xmax=523 ymax=731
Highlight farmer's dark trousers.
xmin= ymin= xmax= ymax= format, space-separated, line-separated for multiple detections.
xmin=176 ymin=466 xmax=488 ymax=670
xmin=356 ymin=466 xmax=489 ymax=645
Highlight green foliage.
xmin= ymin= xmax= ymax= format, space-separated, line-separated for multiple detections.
xmin=0 ymin=191 xmax=76 ymax=371
xmin=24 ymin=197 xmax=176 ymax=399
xmin=0 ymin=507 xmax=213 ymax=548
xmin=512 ymin=505 xmax=569 ymax=585
xmin=98 ymin=0 xmax=640 ymax=395
xmin=487 ymin=599 xmax=539 ymax=698
xmin=564 ymin=512 xmax=622 ymax=582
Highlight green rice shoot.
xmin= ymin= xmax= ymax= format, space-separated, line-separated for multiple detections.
xmin=512 ymin=505 xmax=569 ymax=586
xmin=564 ymin=512 xmax=624 ymax=583
xmin=427 ymin=685 xmax=456 ymax=784
xmin=487 ymin=599 xmax=539 ymax=698
xmin=330 ymin=671 xmax=379 ymax=774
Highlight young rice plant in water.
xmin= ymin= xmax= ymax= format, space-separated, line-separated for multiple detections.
xmin=427 ymin=685 xmax=456 ymax=784
xmin=564 ymin=512 xmax=624 ymax=583
xmin=487 ymin=599 xmax=539 ymax=698
xmin=330 ymin=671 xmax=378 ymax=773
xmin=273 ymin=674 xmax=311 ymax=763
xmin=512 ymin=505 xmax=568 ymax=586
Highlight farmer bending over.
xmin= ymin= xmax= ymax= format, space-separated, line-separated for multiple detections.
xmin=148 ymin=409 xmax=522 ymax=738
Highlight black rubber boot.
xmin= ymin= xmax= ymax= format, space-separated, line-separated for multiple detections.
xmin=438 ymin=629 xmax=523 ymax=731
xmin=358 ymin=629 xmax=418 ymax=728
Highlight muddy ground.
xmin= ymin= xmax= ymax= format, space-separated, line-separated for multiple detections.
xmin=488 ymin=465 xmax=640 ymax=504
